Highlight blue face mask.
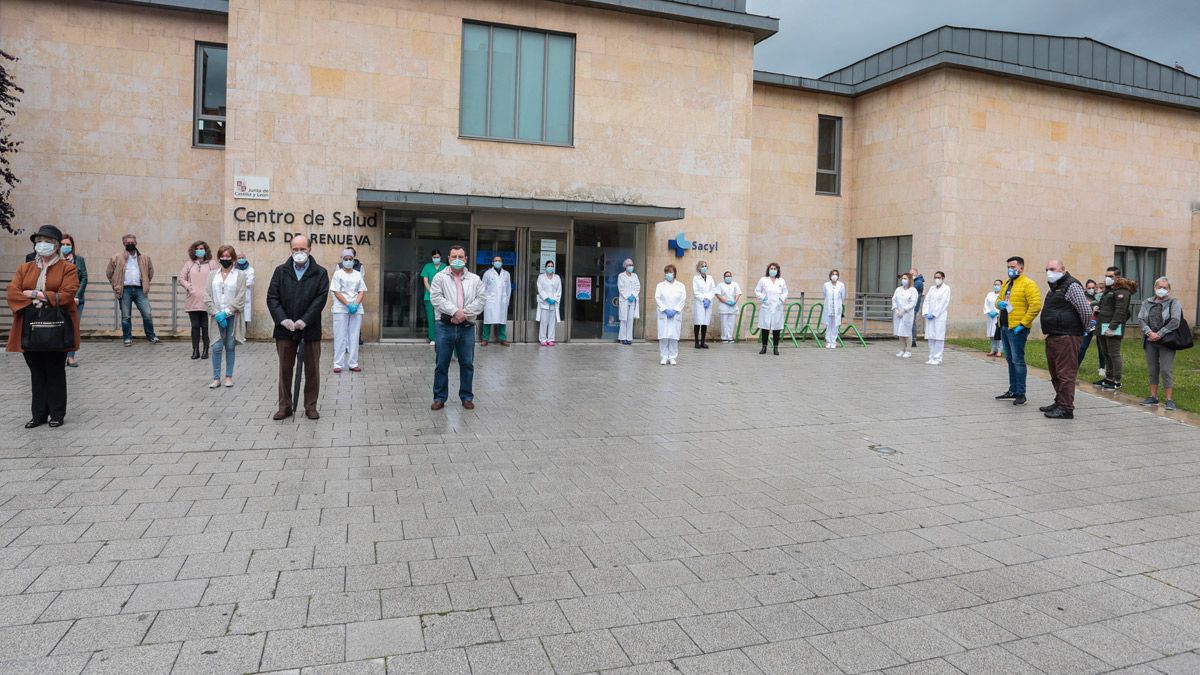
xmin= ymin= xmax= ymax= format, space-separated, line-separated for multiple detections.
xmin=626 ymin=266 xmax=634 ymax=273
xmin=493 ymin=261 xmax=503 ymax=269
xmin=665 ymin=272 xmax=674 ymax=282
xmin=1007 ymin=268 xmax=1019 ymax=279
xmin=60 ymin=245 xmax=73 ymax=255
xmin=194 ymin=249 xmax=206 ymax=259
xmin=768 ymin=269 xmax=778 ymax=278
xmin=342 ymin=260 xmax=355 ymax=269
xmin=236 ymin=258 xmax=248 ymax=269
xmin=724 ymin=276 xmax=732 ymax=284
xmin=993 ymin=285 xmax=1001 ymax=292
xmin=432 ymin=257 xmax=441 ymax=265
xmin=450 ymin=259 xmax=466 ymax=270
xmin=700 ymin=266 xmax=708 ymax=274
xmin=546 ymin=266 xmax=554 ymax=274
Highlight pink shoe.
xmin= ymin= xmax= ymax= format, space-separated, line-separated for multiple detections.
xmin=349 ymin=366 xmax=361 ymax=372
xmin=539 ymin=341 xmax=547 ymax=346
xmin=548 ymin=341 xmax=556 ymax=346
xmin=333 ymin=367 xmax=342 ymax=373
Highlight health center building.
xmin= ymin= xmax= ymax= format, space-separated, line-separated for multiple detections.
xmin=2 ymin=0 xmax=1199 ymax=341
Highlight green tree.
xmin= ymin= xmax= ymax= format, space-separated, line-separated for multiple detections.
xmin=0 ymin=49 xmax=23 ymax=236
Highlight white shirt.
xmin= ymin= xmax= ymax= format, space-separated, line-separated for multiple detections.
xmin=716 ymin=280 xmax=742 ymax=314
xmin=124 ymin=252 xmax=141 ymax=287
xmin=330 ymin=268 xmax=368 ymax=314
xmin=210 ymin=268 xmax=240 ymax=314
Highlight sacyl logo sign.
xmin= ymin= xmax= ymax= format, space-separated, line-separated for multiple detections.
xmin=667 ymin=232 xmax=718 ymax=257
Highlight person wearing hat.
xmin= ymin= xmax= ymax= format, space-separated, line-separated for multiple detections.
xmin=6 ymin=225 xmax=81 ymax=428
xmin=330 ymin=247 xmax=368 ymax=373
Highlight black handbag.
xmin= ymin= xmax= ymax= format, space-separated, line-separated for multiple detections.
xmin=21 ymin=292 xmax=75 ymax=352
xmin=1156 ymin=299 xmax=1193 ymax=351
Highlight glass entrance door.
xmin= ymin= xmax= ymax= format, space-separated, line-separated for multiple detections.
xmin=381 ymin=211 xmax=471 ymax=340
xmin=474 ymin=228 xmax=519 ymax=341
xmin=526 ymin=230 xmax=568 ymax=342
xmin=571 ymin=222 xmax=642 ymax=340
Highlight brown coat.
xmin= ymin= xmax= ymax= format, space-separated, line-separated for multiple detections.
xmin=6 ymin=259 xmax=81 ymax=353
xmin=105 ymin=250 xmax=154 ymax=295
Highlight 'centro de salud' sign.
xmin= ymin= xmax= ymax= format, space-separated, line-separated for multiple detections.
xmin=234 ymin=208 xmax=377 ymax=247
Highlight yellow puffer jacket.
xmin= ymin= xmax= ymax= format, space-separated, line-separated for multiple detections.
xmin=1000 ymin=273 xmax=1043 ymax=329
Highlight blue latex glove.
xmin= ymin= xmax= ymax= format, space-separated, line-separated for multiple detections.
xmin=665 ymin=309 xmax=676 ymax=319
xmin=987 ymin=310 xmax=999 ymax=319
xmin=547 ymin=298 xmax=556 ymax=306
xmin=727 ymin=300 xmax=736 ymax=306
xmin=924 ymin=313 xmax=935 ymax=320
xmin=997 ymin=300 xmax=1011 ymax=311
xmin=1088 ymin=318 xmax=1097 ymax=329
xmin=348 ymin=303 xmax=358 ymax=314
xmin=214 ymin=311 xmax=227 ymax=324
xmin=1013 ymin=325 xmax=1026 ymax=335
xmin=627 ymin=295 xmax=636 ymax=303
xmin=703 ymin=299 xmax=711 ymax=309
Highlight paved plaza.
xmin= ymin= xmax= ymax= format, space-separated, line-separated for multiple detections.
xmin=1 ymin=339 xmax=1199 ymax=675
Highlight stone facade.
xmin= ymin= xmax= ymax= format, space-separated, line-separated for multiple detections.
xmin=2 ymin=0 xmax=1197 ymax=339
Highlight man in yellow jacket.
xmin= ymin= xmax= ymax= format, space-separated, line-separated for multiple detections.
xmin=994 ymin=255 xmax=1043 ymax=405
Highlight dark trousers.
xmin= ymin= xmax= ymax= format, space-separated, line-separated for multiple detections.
xmin=434 ymin=320 xmax=475 ymax=403
xmin=1100 ymin=334 xmax=1124 ymax=383
xmin=188 ymin=311 xmax=209 ymax=352
xmin=760 ymin=329 xmax=780 ymax=346
xmin=24 ymin=351 xmax=68 ymax=422
xmin=1000 ymin=327 xmax=1029 ymax=395
xmin=1045 ymin=335 xmax=1083 ymax=411
xmin=1078 ymin=328 xmax=1104 ymax=368
xmin=276 ymin=339 xmax=321 ymax=413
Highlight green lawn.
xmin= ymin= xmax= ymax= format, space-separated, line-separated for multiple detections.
xmin=948 ymin=336 xmax=1199 ymax=414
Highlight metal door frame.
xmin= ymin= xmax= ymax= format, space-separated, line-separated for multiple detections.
xmin=470 ymin=221 xmax=572 ymax=342
xmin=521 ymin=225 xmax=573 ymax=342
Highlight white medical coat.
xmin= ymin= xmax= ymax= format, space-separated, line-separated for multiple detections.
xmin=537 ymin=273 xmax=562 ymax=322
xmin=755 ymin=276 xmax=788 ymax=330
xmin=482 ymin=267 xmax=512 ymax=324
xmin=655 ymin=279 xmax=687 ymax=340
xmin=891 ymin=285 xmax=918 ymax=337
xmin=716 ymin=281 xmax=741 ymax=315
xmin=822 ymin=280 xmax=846 ymax=327
xmin=617 ymin=271 xmax=640 ymax=322
xmin=692 ymin=274 xmax=717 ymax=325
xmin=923 ymin=283 xmax=951 ymax=340
xmin=242 ymin=265 xmax=255 ymax=323
xmin=984 ymin=290 xmax=1000 ymax=338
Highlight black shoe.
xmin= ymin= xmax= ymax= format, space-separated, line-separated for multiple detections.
xmin=191 ymin=348 xmax=200 ymax=360
xmin=148 ymin=336 xmax=162 ymax=344
xmin=24 ymin=419 xmax=46 ymax=429
xmin=1101 ymin=380 xmax=1119 ymax=391
xmin=773 ymin=346 xmax=780 ymax=356
xmin=1012 ymin=395 xmax=1027 ymax=406
xmin=48 ymin=420 xmax=64 ymax=428
xmin=1092 ymin=379 xmax=1107 ymax=386
xmin=995 ymin=391 xmax=1017 ymax=400
xmin=1044 ymin=408 xmax=1073 ymax=419
xmin=699 ymin=343 xmax=709 ymax=349
xmin=1038 ymin=403 xmax=1059 ymax=413
xmin=759 ymin=346 xmax=767 ymax=354
xmin=201 ymin=346 xmax=209 ymax=360
xmin=694 ymin=342 xmax=701 ymax=349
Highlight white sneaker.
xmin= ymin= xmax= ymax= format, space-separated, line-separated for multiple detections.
xmin=925 ymin=359 xmax=935 ymax=365
xmin=896 ymin=351 xmax=904 ymax=357
xmin=660 ymin=358 xmax=668 ymax=365
xmin=902 ymin=352 xmax=912 ymax=358
xmin=932 ymin=360 xmax=942 ymax=365
xmin=669 ymin=358 xmax=677 ymax=365
xmin=429 ymin=341 xmax=435 ymax=346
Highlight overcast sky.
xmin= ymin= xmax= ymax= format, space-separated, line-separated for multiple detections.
xmin=748 ymin=0 xmax=1200 ymax=78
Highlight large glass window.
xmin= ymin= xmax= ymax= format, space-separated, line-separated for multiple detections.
xmin=816 ymin=115 xmax=842 ymax=195
xmin=1114 ymin=245 xmax=1166 ymax=309
xmin=193 ymin=43 xmax=227 ymax=148
xmin=460 ymin=22 xmax=575 ymax=145
xmin=856 ymin=235 xmax=912 ymax=295
xmin=571 ymin=222 xmax=644 ymax=340
xmin=381 ymin=212 xmax=472 ymax=340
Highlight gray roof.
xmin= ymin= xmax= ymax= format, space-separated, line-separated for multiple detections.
xmin=755 ymin=26 xmax=1200 ymax=112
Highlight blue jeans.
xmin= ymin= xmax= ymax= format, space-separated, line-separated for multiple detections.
xmin=1001 ymin=327 xmax=1029 ymax=395
xmin=211 ymin=322 xmax=236 ymax=379
xmin=433 ymin=320 xmax=475 ymax=403
xmin=119 ymin=287 xmax=157 ymax=341
xmin=68 ymin=300 xmax=84 ymax=358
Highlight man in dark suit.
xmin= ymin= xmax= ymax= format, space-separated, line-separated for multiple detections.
xmin=266 ymin=235 xmax=329 ymax=420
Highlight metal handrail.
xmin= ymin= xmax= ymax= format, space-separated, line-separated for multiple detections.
xmin=0 ymin=274 xmax=187 ymax=337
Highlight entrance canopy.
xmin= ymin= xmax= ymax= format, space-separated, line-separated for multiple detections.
xmin=357 ymin=189 xmax=684 ymax=223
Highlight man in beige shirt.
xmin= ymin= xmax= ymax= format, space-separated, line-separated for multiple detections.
xmin=428 ymin=245 xmax=487 ymax=410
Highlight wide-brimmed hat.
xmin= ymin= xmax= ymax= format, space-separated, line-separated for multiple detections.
xmin=29 ymin=224 xmax=63 ymax=243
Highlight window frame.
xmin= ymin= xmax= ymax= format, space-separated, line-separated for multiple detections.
xmin=192 ymin=41 xmax=228 ymax=149
xmin=816 ymin=114 xmax=842 ymax=196
xmin=856 ymin=234 xmax=913 ymax=295
xmin=458 ymin=20 xmax=576 ymax=147
xmin=1113 ymin=245 xmax=1167 ymax=312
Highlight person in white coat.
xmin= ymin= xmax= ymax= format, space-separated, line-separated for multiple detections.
xmin=822 ymin=269 xmax=846 ymax=348
xmin=655 ymin=264 xmax=687 ymax=365
xmin=617 ymin=258 xmax=639 ymax=345
xmin=984 ymin=278 xmax=1003 ymax=357
xmin=236 ymin=254 xmax=255 ymax=327
xmin=754 ymin=262 xmax=788 ymax=355
xmin=536 ymin=260 xmax=562 ymax=346
xmin=716 ymin=271 xmax=742 ymax=343
xmin=891 ymin=273 xmax=918 ymax=358
xmin=330 ymin=248 xmax=368 ymax=373
xmin=922 ymin=271 xmax=951 ymax=365
xmin=691 ymin=259 xmax=717 ymax=349
xmin=480 ymin=255 xmax=511 ymax=347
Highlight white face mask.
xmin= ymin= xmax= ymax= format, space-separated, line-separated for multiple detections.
xmin=901 ymin=279 xmax=909 ymax=287
xmin=292 ymin=251 xmax=309 ymax=265
xmin=1104 ymin=276 xmax=1115 ymax=286
xmin=831 ymin=275 xmax=839 ymax=282
xmin=934 ymin=278 xmax=944 ymax=286
xmin=34 ymin=242 xmax=57 ymax=257
xmin=1046 ymin=271 xmax=1064 ymax=283
xmin=1155 ymin=288 xmax=1169 ymax=298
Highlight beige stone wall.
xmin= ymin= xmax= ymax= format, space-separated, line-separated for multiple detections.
xmin=750 ymin=85 xmax=853 ymax=317
xmin=224 ymin=0 xmax=756 ymax=339
xmin=0 ymin=0 xmax=226 ymax=302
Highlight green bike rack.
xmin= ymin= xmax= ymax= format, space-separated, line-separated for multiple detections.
xmin=737 ymin=300 xmax=800 ymax=348
xmin=796 ymin=302 xmax=824 ymax=346
xmin=839 ymin=304 xmax=868 ymax=347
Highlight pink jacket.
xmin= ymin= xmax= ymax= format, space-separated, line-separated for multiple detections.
xmin=179 ymin=260 xmax=216 ymax=312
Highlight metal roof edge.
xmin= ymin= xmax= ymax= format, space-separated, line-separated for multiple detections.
xmin=94 ymin=0 xmax=229 ymax=15
xmin=548 ymin=0 xmax=778 ymax=42
xmin=357 ymin=189 xmax=686 ymax=222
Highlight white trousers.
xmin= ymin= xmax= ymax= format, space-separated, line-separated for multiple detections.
xmin=658 ymin=338 xmax=679 ymax=360
xmin=539 ymin=317 xmax=556 ymax=342
xmin=720 ymin=313 xmax=735 ymax=341
xmin=929 ymin=339 xmax=944 ymax=362
xmin=824 ymin=311 xmax=841 ymax=345
xmin=333 ymin=313 xmax=362 ymax=369
xmin=619 ymin=319 xmax=634 ymax=342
